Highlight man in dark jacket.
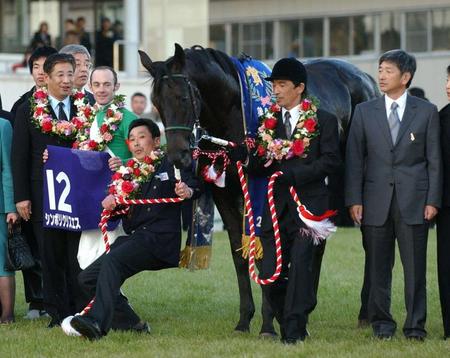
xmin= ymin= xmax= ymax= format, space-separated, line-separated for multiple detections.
xmin=436 ymin=64 xmax=450 ymax=340
xmin=71 ymin=118 xmax=201 ymax=340
xmin=246 ymin=58 xmax=341 ymax=344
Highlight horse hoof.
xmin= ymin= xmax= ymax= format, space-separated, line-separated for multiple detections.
xmin=259 ymin=331 xmax=278 ymax=339
xmin=234 ymin=325 xmax=250 ymax=334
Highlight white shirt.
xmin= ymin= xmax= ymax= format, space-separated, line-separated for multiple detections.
xmin=48 ymin=94 xmax=71 ymax=120
xmin=281 ymin=106 xmax=301 ymax=136
xmin=385 ymin=91 xmax=407 ymax=122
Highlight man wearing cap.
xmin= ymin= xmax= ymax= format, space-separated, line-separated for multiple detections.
xmin=246 ymin=58 xmax=341 ymax=344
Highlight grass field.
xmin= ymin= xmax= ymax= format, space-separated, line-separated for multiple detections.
xmin=1 ymin=227 xmax=449 ymax=357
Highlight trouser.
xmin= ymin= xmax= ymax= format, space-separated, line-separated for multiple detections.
xmin=436 ymin=207 xmax=450 ymax=337
xmin=21 ymin=220 xmax=44 ymax=310
xmin=364 ymin=194 xmax=428 ymax=338
xmin=259 ymin=224 xmax=317 ymax=341
xmin=78 ymin=232 xmax=172 ymax=334
xmin=34 ymin=223 xmax=87 ymax=322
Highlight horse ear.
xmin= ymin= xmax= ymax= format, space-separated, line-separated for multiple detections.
xmin=172 ymin=43 xmax=185 ymax=71
xmin=138 ymin=50 xmax=156 ymax=77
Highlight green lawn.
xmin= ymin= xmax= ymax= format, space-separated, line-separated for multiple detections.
xmin=1 ymin=228 xmax=449 ymax=357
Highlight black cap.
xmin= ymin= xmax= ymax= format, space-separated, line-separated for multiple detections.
xmin=265 ymin=58 xmax=307 ymax=86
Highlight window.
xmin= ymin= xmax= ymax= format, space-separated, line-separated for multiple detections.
xmin=406 ymin=12 xmax=428 ymax=52
xmin=380 ymin=12 xmax=401 ymax=52
xmin=280 ymin=20 xmax=300 ymax=57
xmin=209 ymin=24 xmax=226 ymax=52
xmin=231 ymin=22 xmax=273 ymax=59
xmin=330 ymin=17 xmax=350 ymax=56
xmin=353 ymin=15 xmax=374 ymax=55
xmin=303 ymin=18 xmax=323 ymax=57
xmin=432 ymin=8 xmax=450 ymax=51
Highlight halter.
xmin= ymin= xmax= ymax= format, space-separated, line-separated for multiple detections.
xmin=160 ymin=73 xmax=201 ymax=133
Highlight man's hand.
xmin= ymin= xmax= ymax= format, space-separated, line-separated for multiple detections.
xmin=43 ymin=149 xmax=48 ymax=163
xmin=424 ymin=205 xmax=438 ymax=221
xmin=102 ymin=195 xmax=117 ymax=211
xmin=175 ymin=181 xmax=193 ymax=199
xmin=16 ymin=200 xmax=32 ymax=221
xmin=108 ymin=157 xmax=122 ymax=171
xmin=349 ymin=205 xmax=363 ymax=225
xmin=6 ymin=212 xmax=19 ymax=225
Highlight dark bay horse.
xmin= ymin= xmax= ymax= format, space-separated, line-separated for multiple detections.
xmin=138 ymin=44 xmax=380 ymax=334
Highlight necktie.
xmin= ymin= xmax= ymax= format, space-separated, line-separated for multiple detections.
xmin=58 ymin=102 xmax=68 ymax=122
xmin=284 ymin=111 xmax=292 ymax=138
xmin=388 ymin=102 xmax=400 ymax=144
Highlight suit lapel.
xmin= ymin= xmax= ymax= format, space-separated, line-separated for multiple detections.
xmin=395 ymin=95 xmax=417 ymax=146
xmin=374 ymin=96 xmax=394 ymax=148
xmin=69 ymin=99 xmax=77 ymax=119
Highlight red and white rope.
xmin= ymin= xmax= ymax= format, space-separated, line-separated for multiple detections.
xmin=236 ymin=161 xmax=283 ymax=285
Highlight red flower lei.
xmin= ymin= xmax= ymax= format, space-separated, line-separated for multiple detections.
xmin=30 ymin=87 xmax=91 ymax=141
xmin=256 ymin=97 xmax=320 ymax=162
xmin=108 ymin=150 xmax=164 ymax=199
xmin=73 ymin=94 xmax=126 ymax=151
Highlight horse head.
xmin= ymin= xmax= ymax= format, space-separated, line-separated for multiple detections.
xmin=139 ymin=44 xmax=201 ymax=169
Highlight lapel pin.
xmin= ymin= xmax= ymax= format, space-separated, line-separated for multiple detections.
xmin=410 ymin=133 xmax=415 ymax=141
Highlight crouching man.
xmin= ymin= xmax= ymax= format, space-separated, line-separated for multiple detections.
xmin=71 ymin=118 xmax=201 ymax=340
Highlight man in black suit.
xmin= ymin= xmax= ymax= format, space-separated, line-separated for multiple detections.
xmin=436 ymin=64 xmax=450 ymax=340
xmin=245 ymin=58 xmax=341 ymax=344
xmin=9 ymin=45 xmax=58 ymax=321
xmin=59 ymin=44 xmax=95 ymax=105
xmin=12 ymin=53 xmax=87 ymax=327
xmin=346 ymin=50 xmax=442 ymax=340
xmin=10 ymin=46 xmax=58 ymax=122
xmin=70 ymin=118 xmax=201 ymax=340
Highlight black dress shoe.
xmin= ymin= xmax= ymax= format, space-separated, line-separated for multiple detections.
xmin=71 ymin=315 xmax=102 ymax=341
xmin=47 ymin=319 xmax=61 ymax=328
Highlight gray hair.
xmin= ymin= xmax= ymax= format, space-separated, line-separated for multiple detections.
xmin=59 ymin=44 xmax=91 ymax=60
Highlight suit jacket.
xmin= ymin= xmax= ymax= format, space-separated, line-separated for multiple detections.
xmin=440 ymin=103 xmax=450 ymax=207
xmin=84 ymin=90 xmax=95 ymax=106
xmin=248 ymin=108 xmax=341 ymax=233
xmin=10 ymin=87 xmax=35 ymax=125
xmin=0 ymin=118 xmax=15 ymax=214
xmin=122 ymin=157 xmax=201 ymax=266
xmin=12 ymin=98 xmax=77 ymax=222
xmin=345 ymin=95 xmax=442 ymax=226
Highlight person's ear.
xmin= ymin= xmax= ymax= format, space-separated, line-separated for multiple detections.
xmin=155 ymin=137 xmax=161 ymax=148
xmin=114 ymin=82 xmax=120 ymax=92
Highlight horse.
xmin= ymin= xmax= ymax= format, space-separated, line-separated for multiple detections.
xmin=138 ymin=44 xmax=380 ymax=335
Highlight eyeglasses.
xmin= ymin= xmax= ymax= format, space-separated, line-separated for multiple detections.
xmin=76 ymin=62 xmax=93 ymax=70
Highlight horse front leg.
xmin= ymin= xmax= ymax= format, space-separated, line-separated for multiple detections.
xmin=213 ymin=189 xmax=255 ymax=332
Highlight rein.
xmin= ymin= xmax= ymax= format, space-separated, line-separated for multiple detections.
xmin=160 ymin=73 xmax=200 ymax=133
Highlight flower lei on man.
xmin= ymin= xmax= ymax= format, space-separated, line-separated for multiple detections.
xmin=73 ymin=94 xmax=126 ymax=151
xmin=30 ymin=87 xmax=91 ymax=140
xmin=256 ymin=97 xmax=320 ymax=163
xmin=107 ymin=150 xmax=164 ymax=200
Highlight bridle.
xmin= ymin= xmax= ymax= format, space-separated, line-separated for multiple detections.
xmin=160 ymin=73 xmax=201 ymax=133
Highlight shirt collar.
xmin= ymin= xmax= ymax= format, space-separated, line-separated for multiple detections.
xmin=385 ymin=91 xmax=407 ymax=113
xmin=48 ymin=94 xmax=70 ymax=113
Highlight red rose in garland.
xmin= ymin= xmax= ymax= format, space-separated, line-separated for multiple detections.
xmin=301 ymin=100 xmax=311 ymax=111
xmin=257 ymin=144 xmax=266 ymax=157
xmin=133 ymin=168 xmax=141 ymax=176
xmin=264 ymin=117 xmax=277 ymax=130
xmin=292 ymin=139 xmax=305 ymax=156
xmin=42 ymin=121 xmax=53 ymax=132
xmin=304 ymin=118 xmax=317 ymax=133
xmin=121 ymin=181 xmax=134 ymax=194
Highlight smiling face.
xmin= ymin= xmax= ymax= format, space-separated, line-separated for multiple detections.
xmin=128 ymin=125 xmax=160 ymax=161
xmin=272 ymin=79 xmax=305 ymax=110
xmin=378 ymin=61 xmax=411 ymax=99
xmin=44 ymin=62 xmax=74 ymax=100
xmin=72 ymin=52 xmax=91 ymax=90
xmin=90 ymin=68 xmax=119 ymax=105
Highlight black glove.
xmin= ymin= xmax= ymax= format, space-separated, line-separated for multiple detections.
xmin=228 ymin=144 xmax=249 ymax=163
xmin=276 ymin=168 xmax=295 ymax=186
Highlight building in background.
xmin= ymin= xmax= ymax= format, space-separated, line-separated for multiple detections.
xmin=0 ymin=0 xmax=449 ymax=108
